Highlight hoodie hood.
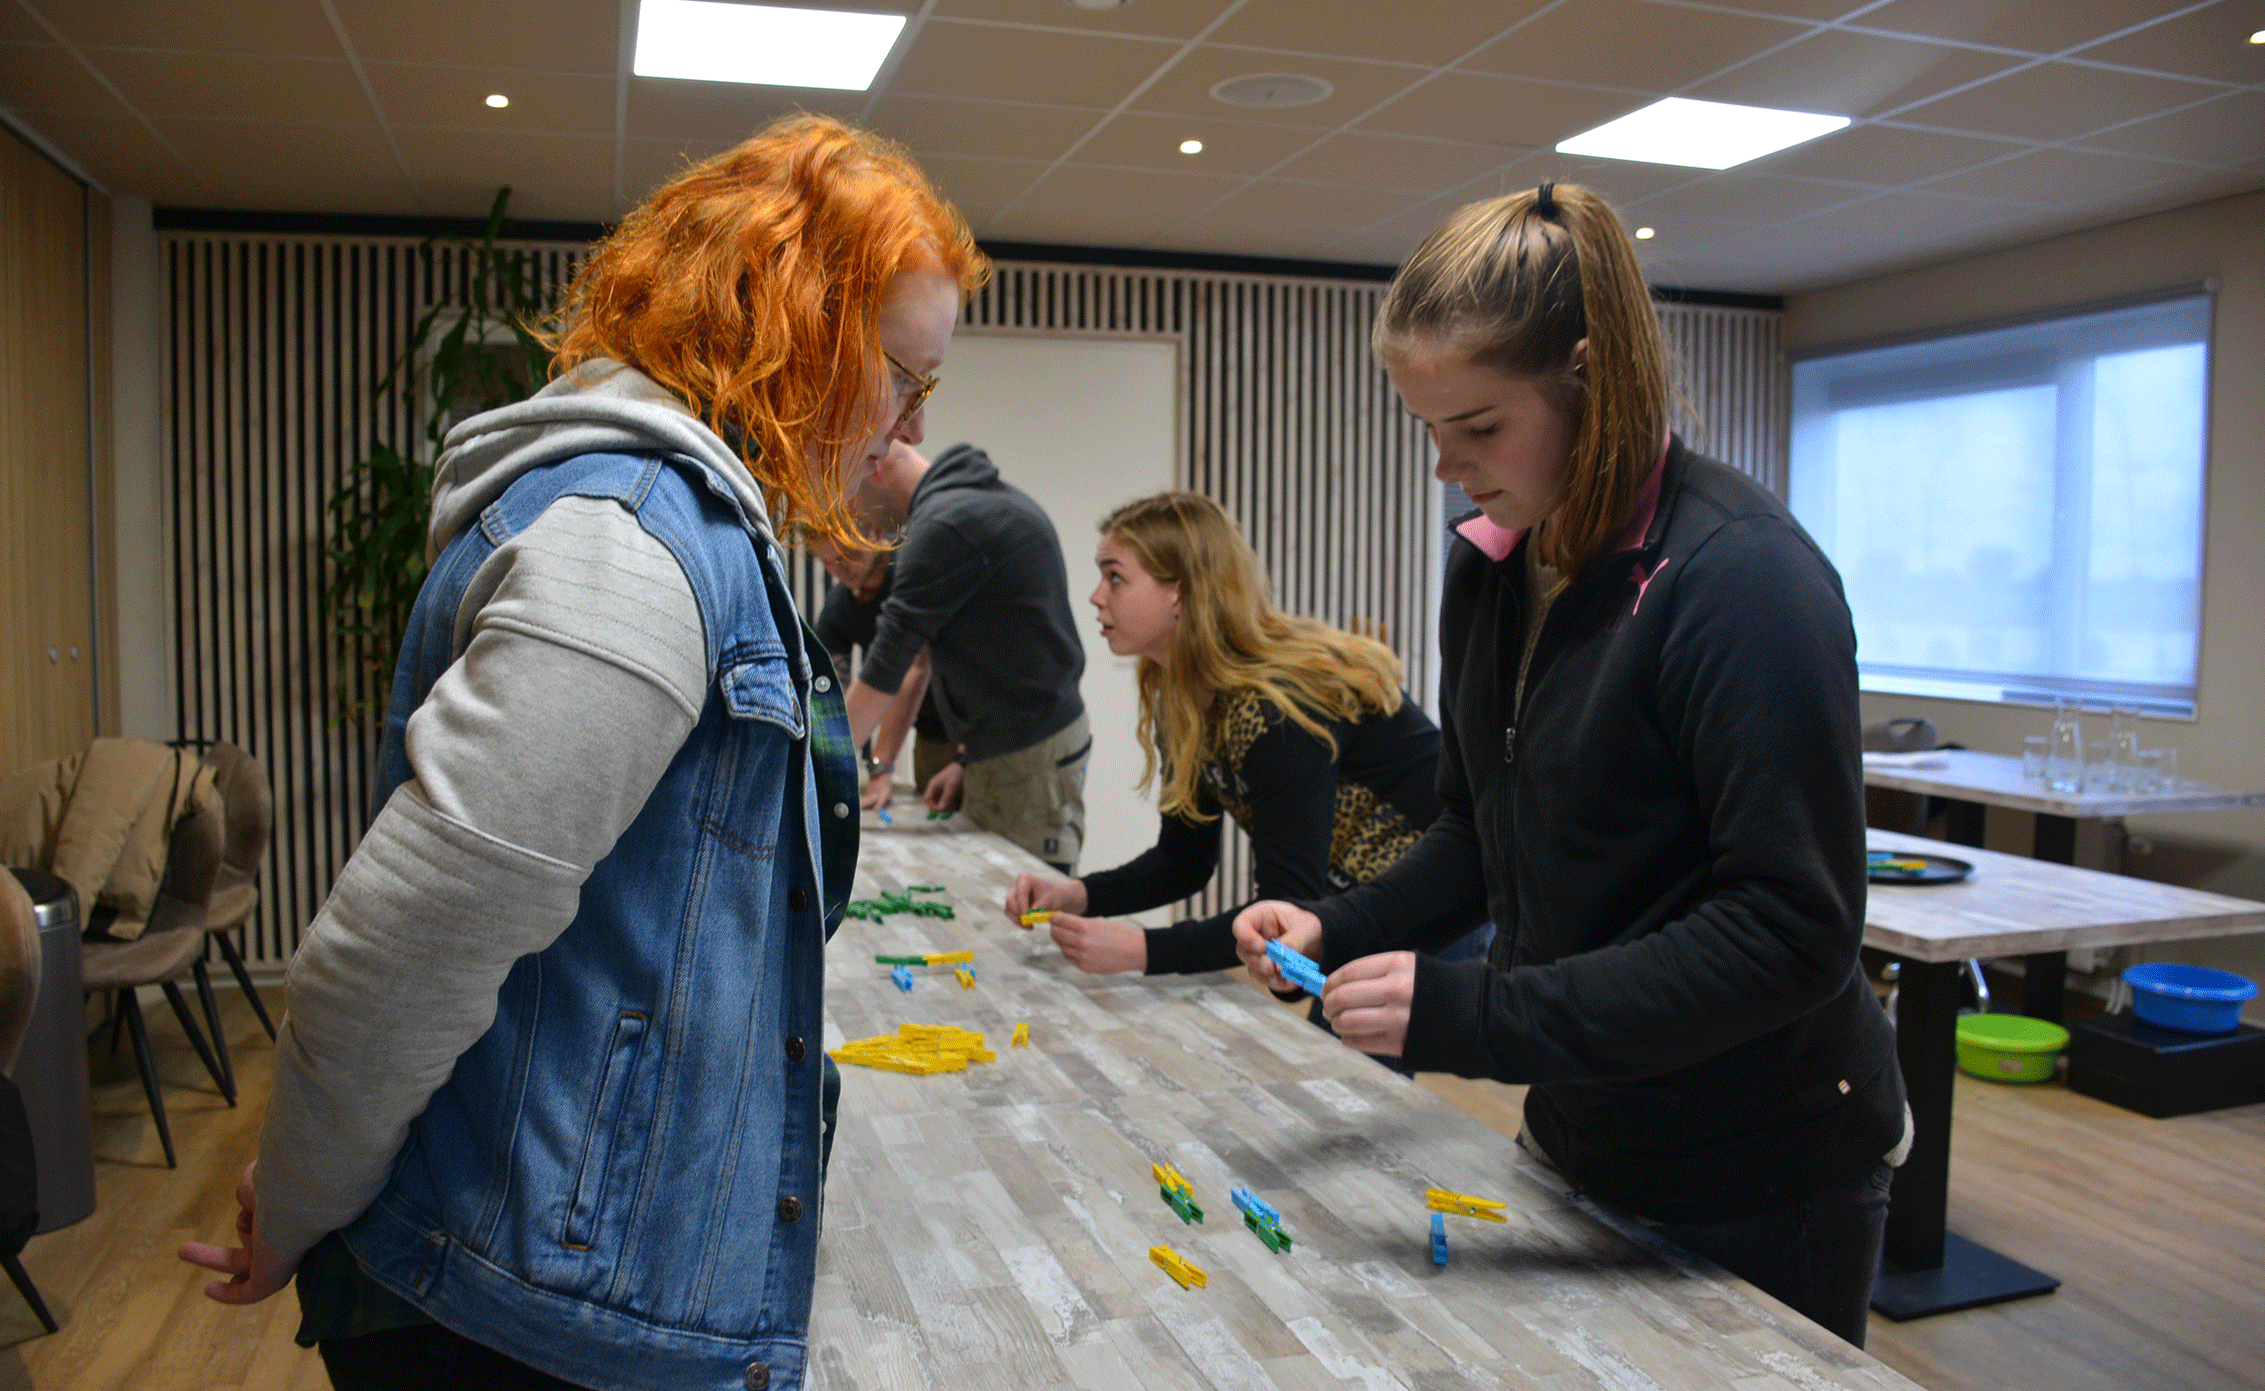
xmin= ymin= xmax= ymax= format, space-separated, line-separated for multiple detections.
xmin=429 ymin=359 xmax=777 ymax=564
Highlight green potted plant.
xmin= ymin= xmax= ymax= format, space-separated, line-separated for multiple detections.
xmin=323 ymin=188 xmax=562 ymax=722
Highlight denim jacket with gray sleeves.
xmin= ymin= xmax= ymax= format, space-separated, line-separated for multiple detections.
xmin=342 ymin=450 xmax=837 ymax=1391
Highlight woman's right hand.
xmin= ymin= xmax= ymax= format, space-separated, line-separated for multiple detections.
xmin=1233 ymin=900 xmax=1325 ymax=992
xmin=1005 ymin=873 xmax=1087 ymax=924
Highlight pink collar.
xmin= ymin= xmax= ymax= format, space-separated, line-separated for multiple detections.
xmin=1452 ymin=437 xmax=1671 ymax=565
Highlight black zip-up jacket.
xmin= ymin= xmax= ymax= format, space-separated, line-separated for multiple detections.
xmin=1312 ymin=439 xmax=1904 ymax=1224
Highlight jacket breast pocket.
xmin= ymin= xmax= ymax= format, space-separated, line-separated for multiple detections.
xmin=719 ymin=643 xmax=805 ymax=740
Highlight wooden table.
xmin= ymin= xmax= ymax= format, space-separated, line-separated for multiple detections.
xmin=807 ymin=813 xmax=1926 ymax=1390
xmin=1864 ymin=749 xmax=2265 ymax=1020
xmin=1864 ymin=829 xmax=2265 ymax=1322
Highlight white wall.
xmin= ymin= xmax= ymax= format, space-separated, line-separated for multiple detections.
xmin=919 ymin=330 xmax=1179 ymax=912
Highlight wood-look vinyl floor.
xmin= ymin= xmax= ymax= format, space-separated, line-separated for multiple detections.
xmin=5 ymin=983 xmax=2261 ymax=1391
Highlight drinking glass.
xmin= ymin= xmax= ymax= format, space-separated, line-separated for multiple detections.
xmin=2046 ymin=700 xmax=2084 ymax=794
xmin=2106 ymin=704 xmax=2142 ymax=793
xmin=2021 ymin=735 xmax=2049 ymax=782
xmin=2135 ymin=748 xmax=2166 ymax=794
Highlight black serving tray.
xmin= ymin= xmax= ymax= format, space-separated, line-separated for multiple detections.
xmin=1867 ymin=849 xmax=1973 ymax=885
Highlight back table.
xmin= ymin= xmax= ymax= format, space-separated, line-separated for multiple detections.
xmin=807 ymin=813 xmax=1923 ymax=1391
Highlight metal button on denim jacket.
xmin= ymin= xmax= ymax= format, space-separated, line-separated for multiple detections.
xmin=347 ymin=452 xmax=844 ymax=1391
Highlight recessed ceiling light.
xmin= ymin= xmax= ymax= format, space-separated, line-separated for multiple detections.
xmin=2250 ymin=28 xmax=2264 ymax=43
xmin=1556 ymin=97 xmax=1848 ymax=170
xmin=1067 ymin=0 xmax=1130 ymax=8
xmin=1179 ymin=139 xmax=1203 ymax=155
xmin=484 ymin=93 xmax=510 ymax=109
xmin=634 ymin=1 xmax=906 ymax=90
xmin=1634 ymin=227 xmax=1655 ymax=240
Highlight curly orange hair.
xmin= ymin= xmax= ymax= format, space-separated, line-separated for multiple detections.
xmin=547 ymin=114 xmax=988 ymax=545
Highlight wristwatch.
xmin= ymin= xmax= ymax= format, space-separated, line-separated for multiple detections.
xmin=866 ymin=756 xmax=896 ymax=777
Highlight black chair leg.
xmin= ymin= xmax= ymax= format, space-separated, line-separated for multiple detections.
xmin=108 ymin=992 xmax=127 ymax=1058
xmin=215 ymin=932 xmax=278 ymax=1043
xmin=0 ymin=1251 xmax=57 ymax=1335
xmin=160 ymin=980 xmax=235 ymax=1107
xmin=192 ymin=959 xmax=236 ymax=1101
xmin=118 ymin=990 xmax=177 ymax=1168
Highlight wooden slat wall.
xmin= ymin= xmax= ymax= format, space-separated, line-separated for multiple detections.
xmin=1661 ymin=302 xmax=1788 ymax=494
xmin=0 ymin=128 xmax=106 ymax=777
xmin=161 ymin=236 xmax=1786 ymax=961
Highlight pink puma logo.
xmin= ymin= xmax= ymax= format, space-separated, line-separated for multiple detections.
xmin=1631 ymin=556 xmax=1671 ymax=614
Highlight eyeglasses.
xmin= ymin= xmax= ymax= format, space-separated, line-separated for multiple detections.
xmin=882 ymin=348 xmax=938 ymax=431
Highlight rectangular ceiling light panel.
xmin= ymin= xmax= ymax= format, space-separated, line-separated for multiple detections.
xmin=635 ymin=1 xmax=907 ymax=90
xmin=1556 ymin=97 xmax=1849 ymax=170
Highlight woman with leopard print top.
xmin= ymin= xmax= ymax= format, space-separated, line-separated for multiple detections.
xmin=1003 ymin=492 xmax=1487 ymax=976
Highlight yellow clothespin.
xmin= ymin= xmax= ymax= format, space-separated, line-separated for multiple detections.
xmin=1424 ymin=1186 xmax=1508 ymax=1222
xmin=924 ymin=950 xmax=974 ymax=965
xmin=1019 ymin=910 xmax=1052 ymax=927
xmin=955 ymin=965 xmax=976 ymax=989
xmin=1011 ymin=1022 xmax=1030 ymax=1047
xmin=1149 ymin=1244 xmax=1207 ymax=1290
xmin=1153 ymin=1161 xmax=1193 ymax=1195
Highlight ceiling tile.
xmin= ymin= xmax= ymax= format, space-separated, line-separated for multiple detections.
xmin=1128 ymin=46 xmax=1421 ymax=128
xmin=1358 ymin=73 xmax=1639 ymax=149
xmin=1793 ymin=189 xmax=2027 ymax=237
xmin=1309 ymin=225 xmax=1425 ymax=267
xmin=367 ymin=65 xmax=616 ymax=138
xmin=391 ymin=127 xmax=613 ymax=189
xmin=1623 ymin=171 xmax=1873 ymax=221
xmin=2069 ymin=5 xmax=2265 ymax=83
xmin=1681 ymin=0 xmax=1869 ymax=16
xmin=331 ymin=0 xmax=624 ymax=71
xmin=2 ymin=108 xmax=186 ymax=181
xmin=1207 ymin=0 xmax=1552 ymax=68
xmin=981 ymin=162 xmax=1241 ymax=241
xmin=1921 ymin=146 xmax=2187 ymax=203
xmin=2076 ymin=91 xmax=2265 ymax=168
xmin=1689 ymin=30 xmax=2025 ymax=120
xmin=1740 ymin=122 xmax=2025 ymax=184
xmin=1461 ymin=0 xmax=1813 ymax=93
xmin=931 ymin=0 xmax=1234 ymax=41
xmin=1853 ymin=0 xmax=2195 ymax=56
xmin=618 ymin=138 xmax=727 ymax=205
xmin=1144 ymin=219 xmax=1346 ymax=258
xmin=902 ymin=153 xmax=1049 ymax=225
xmin=418 ymin=176 xmax=614 ymax=222
xmin=890 ymin=22 xmax=1172 ymax=106
xmin=195 ymin=167 xmax=423 ymax=215
xmin=46 ymin=1 xmax=339 ymax=57
xmin=0 ymin=41 xmax=128 ymax=113
xmin=1499 ymin=152 xmax=1710 ymax=206
xmin=1267 ymin=131 xmax=1519 ymax=192
xmin=0 ymin=10 xmax=46 ymax=42
xmin=92 ymin=50 xmax=368 ymax=124
xmin=1892 ymin=60 xmax=2218 ymax=142
xmin=1075 ymin=111 xmax=1319 ymax=175
xmin=1188 ymin=179 xmax=1421 ymax=228
xmin=624 ymin=76 xmax=863 ymax=142
xmin=156 ymin=118 xmax=401 ymax=179
xmin=865 ymin=95 xmax=1100 ymax=163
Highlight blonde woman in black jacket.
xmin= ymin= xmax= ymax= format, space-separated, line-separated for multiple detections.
xmin=1236 ymin=184 xmax=1906 ymax=1347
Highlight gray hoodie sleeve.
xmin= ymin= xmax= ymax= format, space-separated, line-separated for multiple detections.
xmin=859 ymin=518 xmax=985 ymax=695
xmin=254 ymin=496 xmax=707 ymax=1256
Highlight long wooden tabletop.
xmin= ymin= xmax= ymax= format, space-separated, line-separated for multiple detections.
xmin=1862 ymin=748 xmax=2265 ymax=819
xmin=808 ymin=813 xmax=1923 ymax=1390
xmin=1864 ymin=828 xmax=2265 ymax=963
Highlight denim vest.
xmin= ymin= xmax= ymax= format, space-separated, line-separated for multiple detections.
xmin=342 ymin=451 xmax=850 ymax=1391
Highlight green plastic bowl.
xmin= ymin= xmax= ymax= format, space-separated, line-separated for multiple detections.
xmin=1955 ymin=1013 xmax=2070 ymax=1084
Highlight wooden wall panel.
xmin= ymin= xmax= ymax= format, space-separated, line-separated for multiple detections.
xmin=88 ymin=190 xmax=118 ymax=738
xmin=0 ymin=128 xmax=95 ymax=777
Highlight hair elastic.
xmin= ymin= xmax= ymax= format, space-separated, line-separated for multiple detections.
xmin=1533 ymin=182 xmax=1560 ymax=219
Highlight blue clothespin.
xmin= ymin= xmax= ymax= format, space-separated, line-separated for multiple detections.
xmin=876 ymin=805 xmax=894 ymax=825
xmin=1265 ymin=939 xmax=1327 ymax=995
xmin=891 ymin=965 xmax=915 ymax=992
xmin=1430 ymin=1211 xmax=1449 ymax=1267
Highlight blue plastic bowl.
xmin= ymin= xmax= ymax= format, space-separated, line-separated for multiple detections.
xmin=2123 ymin=962 xmax=2257 ymax=1035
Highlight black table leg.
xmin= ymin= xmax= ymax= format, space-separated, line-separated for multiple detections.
xmin=2033 ymin=813 xmax=2078 ymax=865
xmin=1944 ymin=798 xmax=1986 ymax=848
xmin=1874 ymin=955 xmax=2061 ymax=1319
xmin=2023 ymin=813 xmax=2078 ymax=1024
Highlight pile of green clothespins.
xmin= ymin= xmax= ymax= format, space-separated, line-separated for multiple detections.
xmin=842 ymin=884 xmax=956 ymax=923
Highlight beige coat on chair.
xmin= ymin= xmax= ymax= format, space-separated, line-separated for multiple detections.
xmin=0 ymin=740 xmax=221 ymax=942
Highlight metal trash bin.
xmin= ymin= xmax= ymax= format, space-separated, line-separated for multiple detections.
xmin=7 ymin=868 xmax=96 ymax=1232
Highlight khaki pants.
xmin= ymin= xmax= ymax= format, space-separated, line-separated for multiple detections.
xmin=913 ymin=735 xmax=957 ymax=800
xmin=961 ymin=715 xmax=1089 ymax=873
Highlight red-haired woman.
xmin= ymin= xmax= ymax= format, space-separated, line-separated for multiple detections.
xmin=179 ymin=116 xmax=987 ymax=1389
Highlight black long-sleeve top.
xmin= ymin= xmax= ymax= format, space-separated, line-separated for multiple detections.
xmin=1079 ymin=688 xmax=1451 ymax=974
xmin=1311 ymin=440 xmax=1905 ymax=1224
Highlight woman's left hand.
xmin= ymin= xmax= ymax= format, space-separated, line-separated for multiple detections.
xmin=1046 ymin=913 xmax=1147 ymax=975
xmin=1320 ymin=951 xmax=1417 ymax=1057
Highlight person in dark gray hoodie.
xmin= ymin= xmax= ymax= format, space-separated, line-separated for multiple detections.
xmin=843 ymin=440 xmax=1089 ymax=870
